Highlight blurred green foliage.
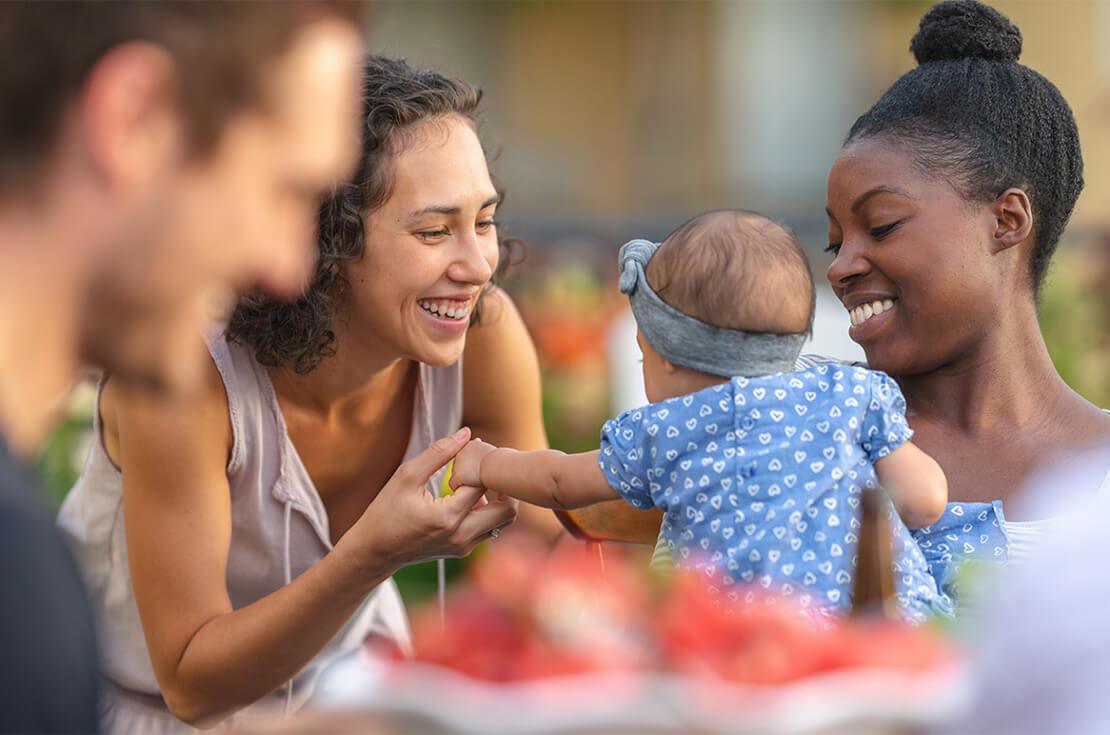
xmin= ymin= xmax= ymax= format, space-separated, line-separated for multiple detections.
xmin=1039 ymin=250 xmax=1109 ymax=407
xmin=37 ymin=416 xmax=91 ymax=512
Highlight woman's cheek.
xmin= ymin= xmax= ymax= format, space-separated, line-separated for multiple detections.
xmin=485 ymin=236 xmax=500 ymax=275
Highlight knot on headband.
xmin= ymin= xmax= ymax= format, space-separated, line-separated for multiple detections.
xmin=618 ymin=238 xmax=658 ymax=295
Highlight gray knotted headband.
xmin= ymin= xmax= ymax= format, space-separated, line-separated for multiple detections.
xmin=619 ymin=238 xmax=806 ymax=378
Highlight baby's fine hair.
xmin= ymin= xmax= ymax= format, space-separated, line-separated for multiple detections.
xmin=646 ymin=209 xmax=815 ymax=336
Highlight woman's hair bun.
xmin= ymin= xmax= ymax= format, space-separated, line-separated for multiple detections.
xmin=910 ymin=0 xmax=1022 ymax=65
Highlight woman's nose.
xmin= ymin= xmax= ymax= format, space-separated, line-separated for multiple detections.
xmin=825 ymin=239 xmax=870 ymax=291
xmin=449 ymin=230 xmax=495 ymax=285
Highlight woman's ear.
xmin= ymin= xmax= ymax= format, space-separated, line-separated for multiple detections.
xmin=661 ymin=357 xmax=679 ymax=374
xmin=991 ymin=188 xmax=1034 ymax=254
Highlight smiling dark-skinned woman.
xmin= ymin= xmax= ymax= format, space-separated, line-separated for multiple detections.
xmin=566 ymin=1 xmax=1110 ymax=613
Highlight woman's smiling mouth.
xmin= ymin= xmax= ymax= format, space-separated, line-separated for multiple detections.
xmin=417 ymin=297 xmax=472 ymax=321
xmin=844 ymin=296 xmax=897 ymax=342
xmin=848 ymin=298 xmax=895 ymax=326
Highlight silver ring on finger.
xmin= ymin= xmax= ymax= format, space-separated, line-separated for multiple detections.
xmin=489 ymin=527 xmax=501 ymax=540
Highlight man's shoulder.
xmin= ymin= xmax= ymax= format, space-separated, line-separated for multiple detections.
xmin=0 ymin=443 xmax=101 ymax=734
xmin=0 ymin=446 xmax=48 ymax=531
xmin=0 ymin=443 xmax=85 ymax=595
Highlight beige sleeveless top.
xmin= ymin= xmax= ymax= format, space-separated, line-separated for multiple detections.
xmin=57 ymin=334 xmax=463 ymax=733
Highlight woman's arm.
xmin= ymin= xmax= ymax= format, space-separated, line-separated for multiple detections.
xmin=873 ymin=441 xmax=948 ymax=529
xmin=108 ymin=361 xmax=510 ymax=726
xmin=452 ymin=440 xmax=617 ymax=509
xmin=462 ymin=287 xmax=566 ymax=543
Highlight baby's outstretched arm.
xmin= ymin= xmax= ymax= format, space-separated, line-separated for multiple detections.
xmin=450 ymin=439 xmax=618 ymax=510
xmin=873 ymin=441 xmax=948 ymax=529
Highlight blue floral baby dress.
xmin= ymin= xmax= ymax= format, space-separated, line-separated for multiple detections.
xmin=599 ymin=364 xmax=951 ymax=620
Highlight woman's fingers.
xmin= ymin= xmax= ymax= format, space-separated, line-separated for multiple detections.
xmin=440 ymin=483 xmax=485 ymax=514
xmin=452 ymin=500 xmax=517 ymax=545
xmin=395 ymin=427 xmax=470 ymax=489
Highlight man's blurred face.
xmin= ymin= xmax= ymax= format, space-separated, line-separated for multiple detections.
xmin=80 ymin=18 xmax=363 ymax=391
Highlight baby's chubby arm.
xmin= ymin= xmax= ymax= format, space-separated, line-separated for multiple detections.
xmin=874 ymin=441 xmax=948 ymax=529
xmin=449 ymin=439 xmax=618 ymax=510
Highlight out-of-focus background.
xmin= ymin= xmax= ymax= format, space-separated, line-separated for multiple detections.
xmin=38 ymin=0 xmax=1109 ymax=599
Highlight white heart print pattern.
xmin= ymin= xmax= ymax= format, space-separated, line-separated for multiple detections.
xmin=599 ymin=363 xmax=948 ymax=621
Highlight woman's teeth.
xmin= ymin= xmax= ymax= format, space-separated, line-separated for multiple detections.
xmin=849 ymin=299 xmax=895 ymax=327
xmin=418 ymin=298 xmax=471 ymax=321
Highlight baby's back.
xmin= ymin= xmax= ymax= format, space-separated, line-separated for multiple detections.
xmin=600 ymin=364 xmax=945 ymax=618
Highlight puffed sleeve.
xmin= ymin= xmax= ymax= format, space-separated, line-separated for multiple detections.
xmin=860 ymin=370 xmax=914 ymax=463
xmin=598 ymin=407 xmax=655 ymax=509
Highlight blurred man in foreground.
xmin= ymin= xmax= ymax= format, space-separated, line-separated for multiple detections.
xmin=0 ymin=3 xmax=364 ymax=730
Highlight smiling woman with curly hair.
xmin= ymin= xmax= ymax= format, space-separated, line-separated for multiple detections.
xmin=227 ymin=56 xmax=521 ymax=374
xmin=59 ymin=55 xmax=558 ymax=731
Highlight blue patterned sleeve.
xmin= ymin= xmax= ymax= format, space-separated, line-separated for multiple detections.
xmin=860 ymin=370 xmax=914 ymax=463
xmin=598 ymin=408 xmax=654 ymax=509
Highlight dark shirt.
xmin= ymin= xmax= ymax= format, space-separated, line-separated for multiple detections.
xmin=0 ymin=441 xmax=99 ymax=733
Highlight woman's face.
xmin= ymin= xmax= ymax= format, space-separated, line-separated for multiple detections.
xmin=345 ymin=115 xmax=500 ymax=368
xmin=825 ymin=137 xmax=1005 ymax=377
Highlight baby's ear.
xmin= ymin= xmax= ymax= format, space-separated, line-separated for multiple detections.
xmin=661 ymin=357 xmax=679 ymax=374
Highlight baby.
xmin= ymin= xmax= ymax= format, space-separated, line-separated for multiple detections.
xmin=452 ymin=210 xmax=950 ymax=619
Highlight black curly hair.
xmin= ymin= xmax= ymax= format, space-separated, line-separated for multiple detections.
xmin=226 ymin=55 xmax=519 ymax=373
xmin=845 ymin=0 xmax=1083 ymax=297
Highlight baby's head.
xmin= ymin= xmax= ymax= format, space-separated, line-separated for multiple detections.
xmin=634 ymin=209 xmax=814 ymax=402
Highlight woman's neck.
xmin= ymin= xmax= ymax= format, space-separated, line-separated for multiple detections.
xmin=266 ymin=317 xmax=415 ymax=426
xmin=897 ymin=299 xmax=1072 ymax=435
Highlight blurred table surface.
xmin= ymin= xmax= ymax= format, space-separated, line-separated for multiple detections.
xmin=228 ymin=707 xmax=908 ymax=735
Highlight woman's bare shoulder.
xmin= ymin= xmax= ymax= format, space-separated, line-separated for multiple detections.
xmin=463 ymin=287 xmax=538 ymax=383
xmin=462 ymin=287 xmax=545 ymax=444
xmin=1058 ymin=389 xmax=1110 ymax=443
xmin=100 ymin=354 xmax=232 ymax=469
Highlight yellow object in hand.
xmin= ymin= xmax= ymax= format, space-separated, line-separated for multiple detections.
xmin=441 ymin=460 xmax=454 ymax=496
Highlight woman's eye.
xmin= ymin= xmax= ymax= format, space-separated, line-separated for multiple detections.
xmin=824 ymin=242 xmax=842 ymax=255
xmin=476 ymin=219 xmax=498 ymax=233
xmin=416 ymin=228 xmax=449 ymax=240
xmin=869 ymin=221 xmax=901 ymax=239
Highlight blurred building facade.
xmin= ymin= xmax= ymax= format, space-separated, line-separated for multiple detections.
xmin=366 ymin=0 xmax=1108 ymax=423
xmin=35 ymin=0 xmax=1109 ymax=519
xmin=369 ymin=0 xmax=1110 ymax=244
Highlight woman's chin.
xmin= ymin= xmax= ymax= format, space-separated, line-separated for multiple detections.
xmin=861 ymin=344 xmax=938 ymax=379
xmin=859 ymin=341 xmax=903 ymax=374
xmin=409 ymin=338 xmax=466 ymax=368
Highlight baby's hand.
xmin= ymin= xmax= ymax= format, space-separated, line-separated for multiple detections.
xmin=449 ymin=438 xmax=497 ymax=491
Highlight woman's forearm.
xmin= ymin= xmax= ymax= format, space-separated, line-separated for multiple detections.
xmin=161 ymin=544 xmax=394 ymax=726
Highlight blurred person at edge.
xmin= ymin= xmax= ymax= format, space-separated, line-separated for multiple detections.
xmin=0 ymin=2 xmax=365 ymax=732
xmin=944 ymin=441 xmax=1110 ymax=734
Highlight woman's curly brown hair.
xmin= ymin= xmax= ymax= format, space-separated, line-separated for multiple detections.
xmin=226 ymin=55 xmax=520 ymax=373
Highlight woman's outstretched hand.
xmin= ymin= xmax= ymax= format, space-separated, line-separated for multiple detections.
xmin=334 ymin=427 xmax=517 ymax=576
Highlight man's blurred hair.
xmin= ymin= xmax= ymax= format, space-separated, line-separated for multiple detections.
xmin=0 ymin=1 xmax=365 ymax=195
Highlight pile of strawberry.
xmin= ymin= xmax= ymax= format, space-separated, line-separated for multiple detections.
xmin=395 ymin=540 xmax=954 ymax=685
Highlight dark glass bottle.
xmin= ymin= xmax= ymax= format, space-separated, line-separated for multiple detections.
xmin=851 ymin=486 xmax=898 ymax=619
